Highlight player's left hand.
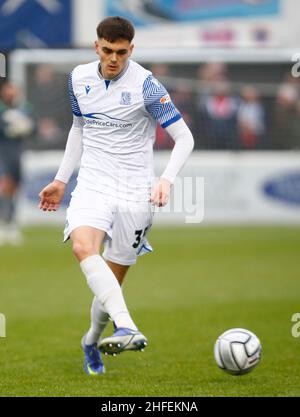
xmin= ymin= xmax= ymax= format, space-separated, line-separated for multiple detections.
xmin=150 ymin=178 xmax=172 ymax=207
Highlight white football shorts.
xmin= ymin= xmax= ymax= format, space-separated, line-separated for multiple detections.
xmin=63 ymin=185 xmax=154 ymax=265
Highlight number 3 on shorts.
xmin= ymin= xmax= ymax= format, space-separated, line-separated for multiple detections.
xmin=132 ymin=226 xmax=149 ymax=249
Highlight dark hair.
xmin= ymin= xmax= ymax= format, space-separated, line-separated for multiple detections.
xmin=97 ymin=16 xmax=135 ymax=43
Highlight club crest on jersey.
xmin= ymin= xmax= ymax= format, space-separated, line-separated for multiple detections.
xmin=85 ymin=85 xmax=91 ymax=94
xmin=120 ymin=91 xmax=132 ymax=105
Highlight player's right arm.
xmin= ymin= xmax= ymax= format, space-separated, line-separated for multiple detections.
xmin=39 ymin=115 xmax=83 ymax=211
xmin=39 ymin=70 xmax=84 ymax=212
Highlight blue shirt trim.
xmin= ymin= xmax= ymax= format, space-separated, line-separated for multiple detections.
xmin=68 ymin=71 xmax=82 ymax=117
xmin=161 ymin=113 xmax=182 ymax=129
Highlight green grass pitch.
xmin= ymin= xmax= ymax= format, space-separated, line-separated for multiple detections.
xmin=0 ymin=225 xmax=299 ymax=397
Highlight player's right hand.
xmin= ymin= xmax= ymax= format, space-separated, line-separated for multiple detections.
xmin=39 ymin=180 xmax=66 ymax=211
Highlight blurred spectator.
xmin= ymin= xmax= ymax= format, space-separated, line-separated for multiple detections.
xmin=197 ymin=79 xmax=240 ymax=149
xmin=197 ymin=62 xmax=228 ymax=87
xmin=171 ymin=80 xmax=195 ymax=131
xmin=30 ymin=64 xmax=70 ymax=149
xmin=196 ymin=63 xmax=239 ymax=149
xmin=238 ymin=85 xmax=266 ymax=149
xmin=150 ymin=63 xmax=170 ymax=79
xmin=0 ymin=81 xmax=34 ymax=245
xmin=272 ymin=73 xmax=300 ymax=149
xmin=33 ymin=117 xmax=65 ymax=150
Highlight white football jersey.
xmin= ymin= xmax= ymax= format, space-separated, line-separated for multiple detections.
xmin=69 ymin=59 xmax=182 ymax=201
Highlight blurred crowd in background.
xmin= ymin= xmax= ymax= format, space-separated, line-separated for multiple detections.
xmin=1 ymin=61 xmax=300 ymax=153
xmin=152 ymin=62 xmax=300 ymax=151
xmin=0 ymin=59 xmax=299 ymax=244
xmin=0 ymin=0 xmax=299 ymax=245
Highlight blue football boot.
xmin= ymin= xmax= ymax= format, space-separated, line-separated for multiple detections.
xmin=98 ymin=328 xmax=148 ymax=356
xmin=81 ymin=335 xmax=105 ymax=375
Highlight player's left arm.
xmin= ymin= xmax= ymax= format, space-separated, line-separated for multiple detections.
xmin=151 ymin=118 xmax=194 ymax=207
xmin=143 ymin=75 xmax=194 ymax=207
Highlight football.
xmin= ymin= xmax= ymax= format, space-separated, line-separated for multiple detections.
xmin=214 ymin=328 xmax=262 ymax=375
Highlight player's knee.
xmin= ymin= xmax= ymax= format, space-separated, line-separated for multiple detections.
xmin=72 ymin=241 xmax=97 ymax=261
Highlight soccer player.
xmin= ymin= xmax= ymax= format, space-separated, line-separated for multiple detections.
xmin=39 ymin=16 xmax=194 ymax=375
xmin=0 ymin=81 xmax=33 ymax=245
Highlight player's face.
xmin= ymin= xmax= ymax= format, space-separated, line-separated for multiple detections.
xmin=95 ymin=38 xmax=134 ymax=80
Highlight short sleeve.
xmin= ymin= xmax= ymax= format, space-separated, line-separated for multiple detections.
xmin=143 ymin=75 xmax=182 ymax=128
xmin=68 ymin=71 xmax=82 ymax=117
